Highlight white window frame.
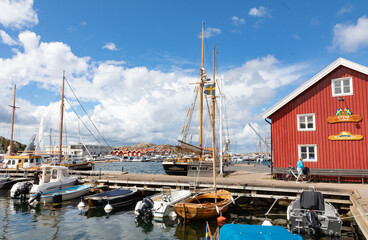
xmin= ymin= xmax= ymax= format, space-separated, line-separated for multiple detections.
xmin=331 ymin=77 xmax=353 ymax=97
xmin=297 ymin=113 xmax=316 ymax=131
xmin=298 ymin=144 xmax=317 ymax=162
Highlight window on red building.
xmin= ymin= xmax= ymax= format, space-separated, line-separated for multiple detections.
xmin=297 ymin=114 xmax=316 ymax=131
xmin=332 ymin=77 xmax=353 ymax=96
xmin=298 ymin=145 xmax=317 ymax=162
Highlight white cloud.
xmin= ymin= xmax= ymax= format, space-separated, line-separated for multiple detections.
xmin=0 ymin=30 xmax=17 ymax=45
xmin=0 ymin=30 xmax=309 ymax=153
xmin=103 ymin=42 xmax=118 ymax=51
xmin=332 ymin=16 xmax=368 ymax=53
xmin=231 ymin=16 xmax=245 ymax=26
xmin=249 ymin=6 xmax=271 ymax=18
xmin=198 ymin=27 xmax=222 ymax=39
xmin=337 ymin=5 xmax=353 ymax=16
xmin=0 ymin=0 xmax=38 ymax=29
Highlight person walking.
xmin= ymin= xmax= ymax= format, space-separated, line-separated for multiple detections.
xmin=296 ymin=157 xmax=304 ymax=183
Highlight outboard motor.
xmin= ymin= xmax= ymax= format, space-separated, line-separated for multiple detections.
xmin=306 ymin=210 xmax=323 ymax=239
xmin=29 ymin=192 xmax=42 ymax=204
xmin=11 ymin=182 xmax=33 ymax=200
xmin=138 ymin=197 xmax=154 ymax=218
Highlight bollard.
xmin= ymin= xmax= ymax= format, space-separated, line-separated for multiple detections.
xmin=121 ymin=166 xmax=124 ymax=172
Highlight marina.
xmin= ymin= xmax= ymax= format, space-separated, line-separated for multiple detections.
xmin=0 ymin=162 xmax=367 ymax=239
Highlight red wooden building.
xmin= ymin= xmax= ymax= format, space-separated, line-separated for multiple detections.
xmin=262 ymin=58 xmax=368 ymax=180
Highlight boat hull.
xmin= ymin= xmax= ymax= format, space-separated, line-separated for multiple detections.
xmin=287 ymin=191 xmax=342 ymax=237
xmin=86 ymin=188 xmax=137 ymax=208
xmin=38 ymin=184 xmax=91 ymax=203
xmin=134 ymin=189 xmax=192 ymax=218
xmin=162 ymin=162 xmax=188 ymax=175
xmin=174 ymin=190 xmax=233 ymax=220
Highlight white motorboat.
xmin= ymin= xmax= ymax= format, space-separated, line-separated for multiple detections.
xmin=287 ymin=189 xmax=342 ymax=238
xmin=29 ymin=184 xmax=91 ymax=204
xmin=135 ymin=187 xmax=192 ymax=218
xmin=29 ymin=165 xmax=78 ymax=195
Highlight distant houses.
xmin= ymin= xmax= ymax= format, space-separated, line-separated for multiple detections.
xmin=111 ymin=147 xmax=171 ymax=157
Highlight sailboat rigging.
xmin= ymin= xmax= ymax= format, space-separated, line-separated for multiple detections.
xmin=173 ymin=23 xmax=233 ymax=220
xmin=162 ymin=22 xmax=216 ymax=176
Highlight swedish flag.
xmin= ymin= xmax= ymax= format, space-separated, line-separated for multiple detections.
xmin=204 ymin=83 xmax=216 ymax=95
xmin=204 ymin=222 xmax=212 ymax=240
xmin=344 ymin=108 xmax=352 ymax=115
xmin=335 ymin=108 xmax=342 ymax=116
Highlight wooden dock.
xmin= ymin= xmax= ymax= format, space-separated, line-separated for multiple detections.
xmin=1 ymin=164 xmax=368 ymax=238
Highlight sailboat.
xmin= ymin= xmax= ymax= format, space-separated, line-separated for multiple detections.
xmin=174 ymin=24 xmax=233 ymax=220
xmin=162 ymin=22 xmax=218 ymax=176
xmin=2 ymin=85 xmax=44 ymax=170
xmin=50 ymin=71 xmax=94 ymax=170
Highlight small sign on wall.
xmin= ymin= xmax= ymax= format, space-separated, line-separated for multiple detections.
xmin=327 ymin=108 xmax=362 ymax=123
xmin=328 ymin=131 xmax=363 ymax=141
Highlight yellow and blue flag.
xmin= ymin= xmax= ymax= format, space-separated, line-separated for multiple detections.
xmin=204 ymin=222 xmax=212 ymax=240
xmin=344 ymin=108 xmax=352 ymax=115
xmin=335 ymin=108 xmax=342 ymax=116
xmin=204 ymin=83 xmax=216 ymax=95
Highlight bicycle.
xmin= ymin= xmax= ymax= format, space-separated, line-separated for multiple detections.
xmin=283 ymin=164 xmax=312 ymax=182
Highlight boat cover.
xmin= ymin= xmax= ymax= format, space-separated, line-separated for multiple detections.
xmin=300 ymin=191 xmax=325 ymax=211
xmin=219 ymin=224 xmax=303 ymax=240
xmin=92 ymin=189 xmax=132 ymax=198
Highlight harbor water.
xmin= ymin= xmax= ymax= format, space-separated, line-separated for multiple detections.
xmin=0 ymin=162 xmax=363 ymax=239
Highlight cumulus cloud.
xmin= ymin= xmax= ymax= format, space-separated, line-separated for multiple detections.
xmin=0 ymin=29 xmax=308 ymax=152
xmin=0 ymin=0 xmax=38 ymax=29
xmin=103 ymin=42 xmax=118 ymax=51
xmin=0 ymin=30 xmax=17 ymax=45
xmin=249 ymin=6 xmax=271 ymax=18
xmin=231 ymin=16 xmax=245 ymax=26
xmin=332 ymin=16 xmax=368 ymax=53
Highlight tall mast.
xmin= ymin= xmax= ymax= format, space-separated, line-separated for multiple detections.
xmin=211 ymin=45 xmax=217 ymax=202
xmin=59 ymin=71 xmax=65 ymax=163
xmin=199 ymin=21 xmax=205 ymax=160
xmin=9 ymin=85 xmax=18 ymax=154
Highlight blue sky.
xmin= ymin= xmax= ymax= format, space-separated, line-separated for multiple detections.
xmin=1 ymin=0 xmax=368 ymax=153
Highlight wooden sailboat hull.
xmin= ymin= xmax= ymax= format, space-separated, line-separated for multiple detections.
xmin=174 ymin=190 xmax=232 ymax=220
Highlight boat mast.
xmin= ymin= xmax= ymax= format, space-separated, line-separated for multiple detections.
xmin=59 ymin=71 xmax=65 ymax=163
xmin=199 ymin=21 xmax=205 ymax=160
xmin=211 ymin=45 xmax=217 ymax=202
xmin=9 ymin=85 xmax=18 ymax=154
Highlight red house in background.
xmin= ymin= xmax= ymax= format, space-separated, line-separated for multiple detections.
xmin=262 ymin=58 xmax=368 ymax=179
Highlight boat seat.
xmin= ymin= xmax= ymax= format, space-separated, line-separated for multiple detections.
xmin=300 ymin=191 xmax=325 ymax=211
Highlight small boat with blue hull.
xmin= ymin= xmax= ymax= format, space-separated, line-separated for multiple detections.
xmin=219 ymin=224 xmax=303 ymax=240
xmin=86 ymin=187 xmax=138 ymax=208
xmin=29 ymin=184 xmax=91 ymax=204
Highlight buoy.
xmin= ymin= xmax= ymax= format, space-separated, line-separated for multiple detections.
xmin=217 ymin=215 xmax=226 ymax=224
xmin=77 ymin=199 xmax=86 ymax=211
xmin=262 ymin=219 xmax=273 ymax=226
xmin=104 ymin=202 xmax=113 ymax=214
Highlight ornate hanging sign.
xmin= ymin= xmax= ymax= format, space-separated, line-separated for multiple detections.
xmin=328 ymin=131 xmax=363 ymax=141
xmin=327 ymin=108 xmax=362 ymax=123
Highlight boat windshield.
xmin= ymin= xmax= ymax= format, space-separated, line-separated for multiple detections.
xmin=61 ymin=169 xmax=69 ymax=177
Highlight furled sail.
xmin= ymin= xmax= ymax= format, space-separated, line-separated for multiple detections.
xmin=177 ymin=140 xmax=212 ymax=155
